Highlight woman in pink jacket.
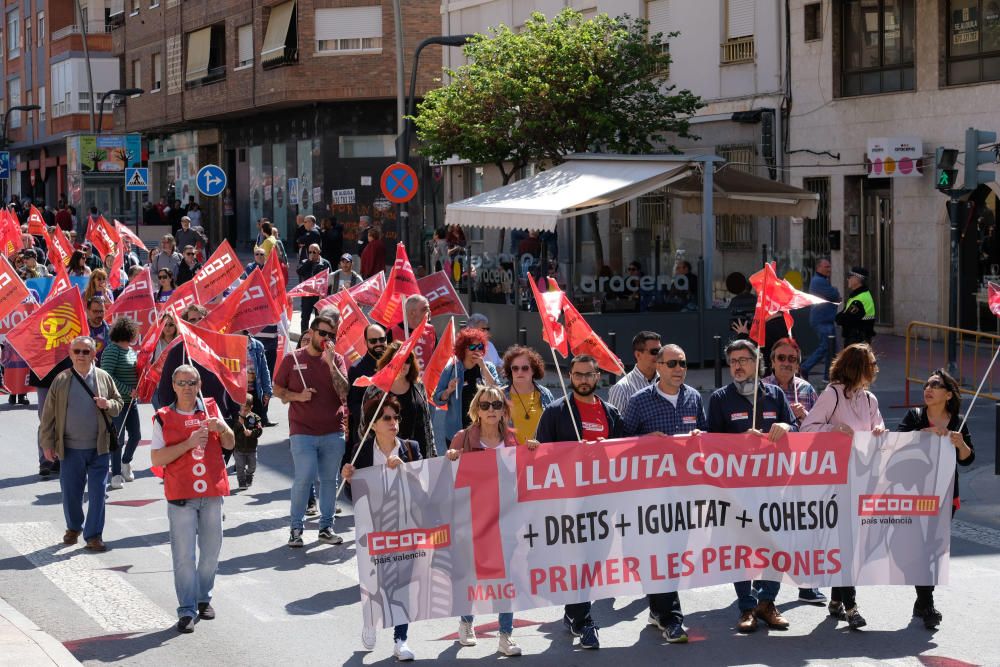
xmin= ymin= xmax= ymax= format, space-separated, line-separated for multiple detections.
xmin=799 ymin=343 xmax=887 ymax=631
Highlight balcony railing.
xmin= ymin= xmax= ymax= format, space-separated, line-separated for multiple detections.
xmin=51 ymin=22 xmax=114 ymax=41
xmin=721 ymin=36 xmax=755 ymax=65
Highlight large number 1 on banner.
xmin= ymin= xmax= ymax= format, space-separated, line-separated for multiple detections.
xmin=454 ymin=451 xmax=506 ymax=580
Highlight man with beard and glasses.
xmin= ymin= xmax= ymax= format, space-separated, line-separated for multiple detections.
xmin=531 ymin=354 xmax=624 ymax=650
xmin=346 ymin=324 xmax=388 ymax=456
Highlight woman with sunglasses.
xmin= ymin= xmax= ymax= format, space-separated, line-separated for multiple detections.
xmin=800 ymin=343 xmax=886 ymax=630
xmin=501 ymin=345 xmax=554 ymax=445
xmin=84 ymin=269 xmax=114 ymax=304
xmin=154 ymin=314 xmax=179 ymax=364
xmin=444 ymin=385 xmax=522 ymax=655
xmin=361 ymin=341 xmax=436 ymax=459
xmin=341 ymin=395 xmax=421 ymax=661
xmin=897 ymin=369 xmax=974 ymax=629
xmin=155 ymin=271 xmax=176 ymax=304
xmin=433 ymin=328 xmax=501 ymax=448
xmin=68 ymin=249 xmax=91 ymax=277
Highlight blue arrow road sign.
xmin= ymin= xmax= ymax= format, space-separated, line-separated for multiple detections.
xmin=197 ymin=164 xmax=227 ymax=197
xmin=0 ymin=152 xmax=9 ymax=180
xmin=125 ymin=167 xmax=149 ymax=192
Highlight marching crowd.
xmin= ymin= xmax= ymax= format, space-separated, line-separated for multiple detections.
xmin=4 ymin=207 xmax=974 ymax=661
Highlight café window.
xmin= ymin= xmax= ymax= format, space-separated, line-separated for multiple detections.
xmin=716 ymin=144 xmax=756 ymax=250
xmin=840 ymin=0 xmax=915 ymax=96
xmin=946 ymin=0 xmax=1000 ymax=85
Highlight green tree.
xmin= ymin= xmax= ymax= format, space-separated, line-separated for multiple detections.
xmin=414 ymin=8 xmax=704 ymax=267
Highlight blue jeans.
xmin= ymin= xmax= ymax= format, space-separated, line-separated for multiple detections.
xmin=735 ymin=580 xmax=780 ymax=612
xmin=60 ymin=448 xmax=110 ymax=540
xmin=289 ymin=432 xmax=345 ymax=532
xmin=111 ymin=402 xmax=142 ymax=476
xmin=802 ymin=323 xmax=835 ymax=380
xmin=394 ymin=624 xmax=408 ymax=641
xmin=167 ymin=496 xmax=224 ymax=619
xmin=461 ymin=613 xmax=513 ymax=634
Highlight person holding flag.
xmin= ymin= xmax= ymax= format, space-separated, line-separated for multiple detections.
xmin=101 ymin=317 xmax=142 ymax=490
xmin=432 ymin=327 xmax=500 ymax=445
xmin=389 ymin=295 xmax=437 ymax=370
xmin=272 ymin=311 xmax=349 ymax=548
xmin=346 ymin=324 xmax=388 ymax=457
xmin=360 ymin=341 xmax=436 ymax=459
xmin=296 ymin=243 xmax=331 ymax=333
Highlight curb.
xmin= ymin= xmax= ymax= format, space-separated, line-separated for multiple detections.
xmin=0 ymin=596 xmax=82 ymax=666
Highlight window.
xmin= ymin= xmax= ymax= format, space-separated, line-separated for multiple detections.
xmin=8 ymin=78 xmax=21 ymax=127
xmin=150 ymin=0 xmax=159 ymax=7
xmin=7 ymin=11 xmax=19 ymax=57
xmin=802 ymin=177 xmax=831 ymax=258
xmin=716 ymin=144 xmax=757 ymax=249
xmin=946 ymin=0 xmax=1000 ymax=84
xmin=152 ymin=52 xmax=162 ymax=90
xmin=78 ymin=91 xmax=91 ymax=113
xmin=237 ymin=24 xmax=253 ymax=67
xmin=647 ymin=0 xmax=672 ymax=76
xmin=36 ymin=11 xmax=43 ymax=46
xmin=130 ymin=0 xmax=140 ymax=15
xmin=261 ymin=0 xmax=297 ymax=67
xmin=185 ymin=25 xmax=226 ymax=86
xmin=132 ymin=58 xmax=141 ymax=90
xmin=841 ymin=0 xmax=915 ymax=96
xmin=339 ymin=135 xmax=395 ymax=158
xmin=38 ymin=85 xmax=45 ymax=121
xmin=315 ymin=6 xmax=381 ymax=55
xmin=804 ymin=3 xmax=822 ymax=41
xmin=722 ymin=0 xmax=755 ymax=63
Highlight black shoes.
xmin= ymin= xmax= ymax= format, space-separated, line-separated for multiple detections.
xmin=913 ymin=602 xmax=942 ymax=629
xmin=262 ymin=420 xmax=279 ymax=427
xmin=198 ymin=602 xmax=216 ymax=620
xmin=176 ymin=616 xmax=194 ymax=633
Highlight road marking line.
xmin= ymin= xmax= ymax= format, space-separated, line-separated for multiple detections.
xmin=0 ymin=522 xmax=175 ymax=632
xmin=953 ymin=519 xmax=1000 ymax=550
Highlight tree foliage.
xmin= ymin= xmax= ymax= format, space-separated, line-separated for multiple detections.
xmin=414 ymin=8 xmax=705 ymax=185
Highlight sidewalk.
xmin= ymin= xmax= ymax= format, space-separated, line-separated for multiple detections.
xmin=0 ymin=597 xmax=81 ymax=666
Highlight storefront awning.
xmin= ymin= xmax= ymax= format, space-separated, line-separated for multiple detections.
xmin=446 ymin=159 xmax=694 ymax=232
xmin=668 ymin=166 xmax=820 ymax=218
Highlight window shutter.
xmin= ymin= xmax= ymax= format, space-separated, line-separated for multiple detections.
xmin=727 ymin=0 xmax=755 ymax=38
xmin=315 ymin=6 xmax=382 ymax=42
xmin=261 ymin=0 xmax=295 ymax=62
xmin=647 ymin=0 xmax=671 ymax=36
xmin=185 ymin=27 xmax=212 ymax=82
xmin=238 ymin=24 xmax=253 ymax=65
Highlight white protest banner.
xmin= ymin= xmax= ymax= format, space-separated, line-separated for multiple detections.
xmin=352 ymin=432 xmax=953 ymax=629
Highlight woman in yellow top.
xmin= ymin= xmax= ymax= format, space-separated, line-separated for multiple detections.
xmin=500 ymin=345 xmax=554 ymax=445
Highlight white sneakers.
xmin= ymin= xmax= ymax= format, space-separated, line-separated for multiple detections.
xmin=393 ymin=639 xmax=415 ymax=661
xmin=361 ymin=624 xmax=376 ymax=650
xmin=109 ymin=475 xmax=124 ymax=490
xmin=122 ymin=463 xmax=134 ymax=482
xmin=498 ymin=632 xmax=522 ymax=656
xmin=458 ymin=620 xmax=477 ymax=646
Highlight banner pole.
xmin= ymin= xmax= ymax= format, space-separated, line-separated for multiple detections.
xmin=403 ymin=294 xmax=410 ymax=339
xmin=116 ymin=398 xmax=136 ymax=441
xmin=959 ymin=343 xmax=1000 ymax=432
xmin=751 ymin=345 xmax=762 ymax=432
xmin=336 ymin=389 xmax=390 ymax=499
xmin=549 ymin=347 xmax=582 ymax=442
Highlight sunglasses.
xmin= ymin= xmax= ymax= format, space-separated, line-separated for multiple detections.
xmin=314 ymin=329 xmax=336 ymax=339
xmin=254 ymin=252 xmax=265 ymax=257
xmin=367 ymin=336 xmax=387 ymax=344
xmin=478 ymin=400 xmax=504 ymax=411
xmin=510 ymin=364 xmax=531 ymax=373
xmin=158 ymin=275 xmax=171 ymax=280
xmin=925 ymin=379 xmax=945 ymax=389
xmin=645 ymin=347 xmax=661 ymax=356
xmin=185 ymin=252 xmax=195 ymax=257
xmin=71 ymin=349 xmax=92 ymax=356
xmin=467 ymin=343 xmax=485 ymax=351
xmin=380 ymin=414 xmax=401 ymax=422
xmin=774 ymin=354 xmax=799 ymax=363
xmin=656 ymin=359 xmax=687 ymax=368
xmin=174 ymin=379 xmax=199 ymax=387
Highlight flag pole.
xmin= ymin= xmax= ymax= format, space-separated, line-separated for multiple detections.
xmin=402 ymin=294 xmax=410 ymax=339
xmin=959 ymin=343 xmax=1000 ymax=432
xmin=751 ymin=344 xmax=762 ymax=432
xmin=336 ymin=389 xmax=390 ymax=499
xmin=549 ymin=347 xmax=582 ymax=442
xmin=116 ymin=398 xmax=136 ymax=441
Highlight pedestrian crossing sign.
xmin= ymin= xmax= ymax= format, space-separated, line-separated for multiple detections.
xmin=125 ymin=167 xmax=149 ymax=192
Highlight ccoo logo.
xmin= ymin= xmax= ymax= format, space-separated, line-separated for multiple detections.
xmin=40 ymin=304 xmax=83 ymax=350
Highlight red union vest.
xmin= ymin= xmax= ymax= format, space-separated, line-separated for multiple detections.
xmin=157 ymin=398 xmax=229 ymax=501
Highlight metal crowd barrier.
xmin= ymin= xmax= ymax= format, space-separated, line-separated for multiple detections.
xmin=904 ymin=321 xmax=1000 ymax=405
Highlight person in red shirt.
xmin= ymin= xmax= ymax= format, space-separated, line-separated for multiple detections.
xmin=149 ymin=364 xmax=235 ymax=634
xmin=54 ymin=201 xmax=73 ymax=232
xmin=272 ymin=312 xmax=350 ymax=548
xmin=360 ymin=228 xmax=386 ymax=278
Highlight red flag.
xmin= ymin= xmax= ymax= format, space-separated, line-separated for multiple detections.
xmin=355 ymin=317 xmax=428 ymax=392
xmin=27 ymin=205 xmax=48 ymax=239
xmin=370 ymin=245 xmax=420 ymax=327
xmin=0 ymin=257 xmax=31 ymax=322
xmin=136 ymin=332 xmax=176 ymax=403
xmin=114 ymin=219 xmax=148 ymax=251
xmin=0 ymin=299 xmax=36 ymax=344
xmin=989 ymin=281 xmax=1000 ymax=317
xmin=745 ymin=262 xmax=832 ymax=346
xmin=315 ymin=271 xmax=385 ymax=312
xmin=417 ymin=271 xmax=467 ymax=318
xmin=192 ymin=240 xmax=242 ymax=304
xmin=422 ymin=318 xmax=456 ymax=409
xmin=137 ymin=314 xmax=169 ymax=379
xmin=528 ymin=274 xmax=568 ymax=356
xmin=287 ymin=268 xmax=330 ymax=298
xmin=85 ymin=215 xmax=120 ymax=259
xmin=49 ymin=253 xmax=74 ymax=298
xmin=261 ymin=247 xmax=292 ymax=318
xmin=108 ymin=248 xmax=125 ymax=290
xmin=334 ymin=288 xmax=369 ymax=363
xmin=6 ymin=288 xmax=87 ymax=377
xmin=105 ymin=266 xmax=157 ymax=338
xmin=161 ymin=277 xmax=197 ymax=318
xmin=561 ymin=295 xmax=625 ymax=375
xmin=49 ymin=226 xmax=74 ymax=267
xmin=202 ymin=269 xmax=281 ymax=334
xmin=175 ymin=319 xmax=249 ymax=404
xmin=0 ymin=209 xmax=23 ymax=256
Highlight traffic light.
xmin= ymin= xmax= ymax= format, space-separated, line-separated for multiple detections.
xmin=935 ymin=147 xmax=959 ymax=191
xmin=964 ymin=127 xmax=998 ymax=190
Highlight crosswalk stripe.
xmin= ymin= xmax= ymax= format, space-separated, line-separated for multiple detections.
xmin=0 ymin=522 xmax=175 ymax=632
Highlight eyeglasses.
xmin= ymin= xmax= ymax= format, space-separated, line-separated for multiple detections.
xmin=656 ymin=359 xmax=687 ymax=369
xmin=71 ymin=349 xmax=92 ymax=356
xmin=174 ymin=379 xmax=199 ymax=387
xmin=314 ymin=329 xmax=336 ymax=339
xmin=774 ymin=354 xmax=799 ymax=363
xmin=158 ymin=275 xmax=171 ymax=280
xmin=925 ymin=379 xmax=945 ymax=390
xmin=308 ymin=251 xmax=319 ymax=255
xmin=510 ymin=364 xmax=531 ymax=373
xmin=254 ymin=252 xmax=265 ymax=257
xmin=367 ymin=336 xmax=387 ymax=344
xmin=479 ymin=400 xmax=505 ymax=411
xmin=644 ymin=347 xmax=661 ymax=356
xmin=571 ymin=371 xmax=599 ymax=380
xmin=185 ymin=252 xmax=195 ymax=257
xmin=380 ymin=414 xmax=401 ymax=422
xmin=729 ymin=357 xmax=756 ymax=367
xmin=467 ymin=343 xmax=485 ymax=351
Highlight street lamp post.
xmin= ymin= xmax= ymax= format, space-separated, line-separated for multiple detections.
xmin=397 ymin=34 xmax=472 ymax=261
xmin=0 ymin=104 xmax=41 ymax=204
xmin=97 ymin=88 xmax=144 ymax=134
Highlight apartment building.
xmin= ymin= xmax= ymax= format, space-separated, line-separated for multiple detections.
xmin=112 ymin=0 xmax=440 ymax=249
